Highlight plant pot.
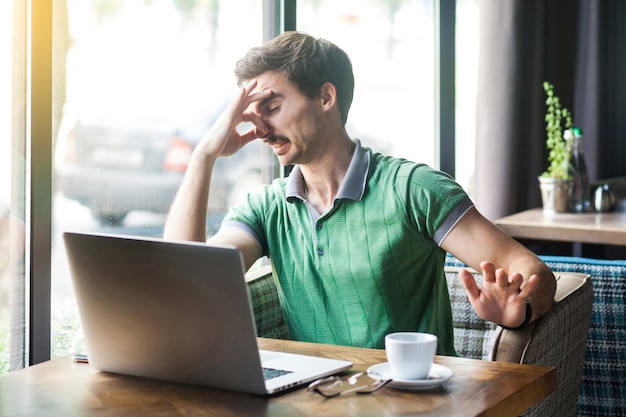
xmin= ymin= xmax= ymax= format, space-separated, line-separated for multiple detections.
xmin=539 ymin=177 xmax=572 ymax=213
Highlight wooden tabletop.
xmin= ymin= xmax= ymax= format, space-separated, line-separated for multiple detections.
xmin=495 ymin=208 xmax=626 ymax=246
xmin=0 ymin=338 xmax=556 ymax=417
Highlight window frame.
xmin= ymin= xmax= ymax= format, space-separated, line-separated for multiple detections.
xmin=29 ymin=0 xmax=53 ymax=366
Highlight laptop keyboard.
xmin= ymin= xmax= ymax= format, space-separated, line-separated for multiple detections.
xmin=263 ymin=367 xmax=293 ymax=381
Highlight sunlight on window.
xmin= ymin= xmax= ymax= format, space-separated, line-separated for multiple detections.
xmin=47 ymin=0 xmax=480 ymax=360
xmin=455 ymin=0 xmax=479 ymax=197
xmin=50 ymin=0 xmax=263 ymax=359
xmin=0 ymin=0 xmax=12 ymax=375
xmin=298 ymin=0 xmax=436 ymax=166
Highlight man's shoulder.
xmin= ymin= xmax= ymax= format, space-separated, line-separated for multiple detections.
xmin=368 ymin=150 xmax=432 ymax=180
xmin=260 ymin=178 xmax=289 ymax=204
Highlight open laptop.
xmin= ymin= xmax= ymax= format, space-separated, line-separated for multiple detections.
xmin=63 ymin=231 xmax=352 ymax=395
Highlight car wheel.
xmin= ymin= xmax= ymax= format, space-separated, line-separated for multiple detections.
xmin=92 ymin=209 xmax=128 ymax=227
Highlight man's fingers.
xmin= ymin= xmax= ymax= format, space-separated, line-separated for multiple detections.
xmin=509 ymin=273 xmax=524 ymax=289
xmin=459 ymin=268 xmax=480 ymax=303
xmin=480 ymin=261 xmax=496 ymax=282
xmin=518 ymin=274 xmax=540 ymax=298
xmin=242 ymin=111 xmax=270 ymax=138
xmin=495 ymin=268 xmax=510 ymax=288
xmin=239 ymin=128 xmax=259 ymax=144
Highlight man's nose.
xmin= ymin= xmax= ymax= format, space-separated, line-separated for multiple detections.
xmin=255 ymin=120 xmax=272 ymax=139
xmin=256 ymin=113 xmax=274 ymax=136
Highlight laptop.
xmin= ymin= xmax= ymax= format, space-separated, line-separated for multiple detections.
xmin=63 ymin=231 xmax=352 ymax=395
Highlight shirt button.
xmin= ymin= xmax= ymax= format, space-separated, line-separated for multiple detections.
xmin=316 ymin=223 xmax=323 ymax=230
xmin=317 ymin=249 xmax=324 ymax=256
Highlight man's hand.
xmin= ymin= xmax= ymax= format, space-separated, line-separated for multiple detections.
xmin=196 ymin=79 xmax=272 ymax=160
xmin=459 ymin=261 xmax=540 ymax=328
xmin=163 ymin=80 xmax=271 ymax=243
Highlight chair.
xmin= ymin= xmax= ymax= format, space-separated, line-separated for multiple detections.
xmin=539 ymin=256 xmax=626 ymax=417
xmin=495 ymin=271 xmax=592 ymax=417
xmin=446 ymin=264 xmax=594 ymax=417
xmin=246 ymin=264 xmax=593 ymax=417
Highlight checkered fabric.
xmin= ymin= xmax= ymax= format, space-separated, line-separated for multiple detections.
xmin=246 ymin=270 xmax=290 ymax=340
xmin=540 ymin=256 xmax=626 ymax=417
xmin=444 ymin=269 xmax=497 ymax=359
xmin=248 ymin=257 xmax=616 ymax=417
xmin=447 ymin=254 xmax=624 ymax=417
xmin=447 ymin=265 xmax=594 ymax=417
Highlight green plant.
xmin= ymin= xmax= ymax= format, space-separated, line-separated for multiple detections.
xmin=542 ymin=81 xmax=573 ymax=179
xmin=50 ymin=297 xmax=85 ymax=359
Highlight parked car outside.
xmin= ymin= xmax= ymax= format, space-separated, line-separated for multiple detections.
xmin=55 ymin=97 xmax=267 ymax=227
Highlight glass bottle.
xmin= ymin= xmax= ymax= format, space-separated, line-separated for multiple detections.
xmin=565 ymin=127 xmax=592 ymax=212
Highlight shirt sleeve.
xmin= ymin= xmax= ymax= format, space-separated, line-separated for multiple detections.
xmin=400 ymin=163 xmax=474 ymax=246
xmin=221 ymin=184 xmax=275 ymax=257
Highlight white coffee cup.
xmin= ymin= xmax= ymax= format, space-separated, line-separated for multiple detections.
xmin=385 ymin=332 xmax=437 ymax=380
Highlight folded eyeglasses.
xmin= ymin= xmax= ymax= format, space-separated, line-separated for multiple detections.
xmin=307 ymin=371 xmax=391 ymax=398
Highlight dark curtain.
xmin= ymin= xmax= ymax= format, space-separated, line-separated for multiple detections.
xmin=474 ymin=0 xmax=626 ymax=221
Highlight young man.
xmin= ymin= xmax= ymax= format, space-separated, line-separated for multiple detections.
xmin=164 ymin=32 xmax=556 ymax=355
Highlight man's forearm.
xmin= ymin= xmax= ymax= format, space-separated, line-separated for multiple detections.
xmin=510 ymin=255 xmax=557 ymax=321
xmin=163 ymin=152 xmax=216 ymax=242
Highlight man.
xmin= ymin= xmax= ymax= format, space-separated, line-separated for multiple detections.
xmin=164 ymin=32 xmax=556 ymax=355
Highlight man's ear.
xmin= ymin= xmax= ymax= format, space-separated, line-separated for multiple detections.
xmin=319 ymin=82 xmax=337 ymax=110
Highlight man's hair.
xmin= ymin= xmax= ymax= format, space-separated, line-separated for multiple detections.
xmin=234 ymin=31 xmax=354 ymax=124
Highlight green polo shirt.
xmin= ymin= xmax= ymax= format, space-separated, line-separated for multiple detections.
xmin=223 ymin=140 xmax=472 ymax=355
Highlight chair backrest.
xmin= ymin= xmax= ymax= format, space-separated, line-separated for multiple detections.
xmin=245 ymin=265 xmax=290 ymax=340
xmin=540 ymin=256 xmax=626 ymax=417
xmin=445 ymin=264 xmax=593 ymax=417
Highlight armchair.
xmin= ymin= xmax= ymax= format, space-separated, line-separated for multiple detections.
xmin=246 ymin=264 xmax=593 ymax=417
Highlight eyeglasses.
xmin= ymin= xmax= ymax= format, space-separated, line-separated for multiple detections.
xmin=307 ymin=372 xmax=391 ymax=398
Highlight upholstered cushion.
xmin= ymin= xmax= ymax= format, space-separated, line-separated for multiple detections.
xmin=245 ymin=266 xmax=290 ymax=340
xmin=540 ymin=256 xmax=626 ymax=417
xmin=445 ymin=267 xmax=497 ymax=359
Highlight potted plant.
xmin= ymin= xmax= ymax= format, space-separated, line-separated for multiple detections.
xmin=539 ymin=81 xmax=573 ymax=212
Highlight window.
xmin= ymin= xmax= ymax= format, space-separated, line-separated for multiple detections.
xmin=298 ymin=0 xmax=437 ymax=166
xmin=1 ymin=0 xmax=27 ymax=374
xmin=10 ymin=0 xmax=476 ymax=369
xmin=50 ymin=0 xmax=265 ymax=359
xmin=297 ymin=0 xmax=478 ymax=195
xmin=455 ymin=0 xmax=478 ymax=196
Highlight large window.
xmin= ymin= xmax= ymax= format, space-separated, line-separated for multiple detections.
xmin=298 ymin=0 xmax=437 ymax=166
xmin=1 ymin=0 xmax=27 ymax=373
xmin=0 ymin=1 xmax=10 ymax=374
xmin=4 ymin=0 xmax=477 ymax=370
xmin=455 ymin=0 xmax=478 ymax=196
xmin=50 ymin=0 xmax=265 ymax=359
xmin=297 ymin=0 xmax=477 ymax=193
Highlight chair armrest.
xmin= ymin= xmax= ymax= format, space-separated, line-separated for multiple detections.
xmin=492 ymin=272 xmax=592 ymax=363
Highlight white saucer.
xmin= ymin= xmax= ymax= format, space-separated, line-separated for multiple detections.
xmin=367 ymin=363 xmax=454 ymax=391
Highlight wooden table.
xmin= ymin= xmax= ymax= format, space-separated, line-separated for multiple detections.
xmin=495 ymin=208 xmax=626 ymax=246
xmin=0 ymin=338 xmax=556 ymax=417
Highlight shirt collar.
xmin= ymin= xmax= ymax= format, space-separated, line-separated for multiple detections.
xmin=286 ymin=139 xmax=370 ymax=203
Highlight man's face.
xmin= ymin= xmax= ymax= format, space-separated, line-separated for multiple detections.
xmin=250 ymin=71 xmax=326 ymax=166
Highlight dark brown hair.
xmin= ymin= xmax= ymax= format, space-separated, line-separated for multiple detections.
xmin=234 ymin=31 xmax=354 ymax=124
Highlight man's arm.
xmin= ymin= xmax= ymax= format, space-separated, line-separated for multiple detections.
xmin=163 ymin=81 xmax=271 ymax=268
xmin=163 ymin=81 xmax=270 ymax=242
xmin=440 ymin=207 xmax=557 ymax=328
xmin=163 ymin=149 xmax=216 ymax=243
